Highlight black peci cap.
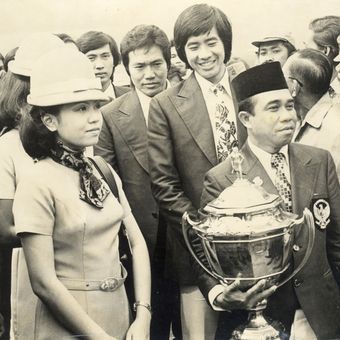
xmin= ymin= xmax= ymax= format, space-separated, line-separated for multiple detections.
xmin=231 ymin=62 xmax=288 ymax=103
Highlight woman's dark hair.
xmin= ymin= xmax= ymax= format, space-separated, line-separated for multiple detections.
xmin=20 ymin=105 xmax=60 ymax=159
xmin=120 ymin=24 xmax=171 ymax=75
xmin=174 ymin=4 xmax=232 ymax=69
xmin=76 ymin=31 xmax=121 ymax=68
xmin=0 ymin=71 xmax=30 ymax=131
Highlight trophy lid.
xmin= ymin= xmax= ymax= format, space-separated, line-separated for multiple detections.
xmin=198 ymin=148 xmax=297 ymax=236
xmin=204 ymin=178 xmax=281 ymax=215
xmin=204 ymin=147 xmax=282 ymax=215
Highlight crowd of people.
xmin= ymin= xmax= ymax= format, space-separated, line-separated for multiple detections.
xmin=0 ymin=3 xmax=340 ymax=340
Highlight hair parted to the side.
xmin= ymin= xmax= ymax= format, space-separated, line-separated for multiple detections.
xmin=0 ymin=71 xmax=30 ymax=131
xmin=174 ymin=4 xmax=232 ymax=69
xmin=120 ymin=24 xmax=171 ymax=75
xmin=19 ymin=105 xmax=60 ymax=160
xmin=76 ymin=31 xmax=121 ymax=68
xmin=288 ymin=48 xmax=333 ymax=96
xmin=309 ymin=16 xmax=340 ymax=65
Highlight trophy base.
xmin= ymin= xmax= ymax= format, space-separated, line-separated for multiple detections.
xmin=231 ymin=301 xmax=289 ymax=340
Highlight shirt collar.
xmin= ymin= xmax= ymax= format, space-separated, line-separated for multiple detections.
xmin=248 ymin=138 xmax=289 ymax=164
xmin=135 ymin=88 xmax=152 ymax=118
xmin=301 ymin=91 xmax=333 ymax=129
xmin=103 ymin=82 xmax=116 ymax=100
xmin=194 ymin=67 xmax=231 ymax=96
xmin=331 ymin=77 xmax=340 ymax=95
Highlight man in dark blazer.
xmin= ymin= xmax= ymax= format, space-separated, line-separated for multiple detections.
xmin=148 ymin=4 xmax=247 ymax=339
xmin=198 ymin=62 xmax=340 ymax=339
xmin=94 ymin=25 xmax=182 ymax=340
xmin=77 ymin=31 xmax=130 ymax=100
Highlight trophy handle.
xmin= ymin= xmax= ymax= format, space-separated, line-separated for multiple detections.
xmin=182 ymin=212 xmax=225 ymax=282
xmin=276 ymin=208 xmax=315 ymax=288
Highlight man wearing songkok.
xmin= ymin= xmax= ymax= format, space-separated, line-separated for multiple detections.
xmin=147 ymin=4 xmax=247 ymax=339
xmin=252 ymin=33 xmax=296 ymax=66
xmin=282 ymin=48 xmax=340 ymax=181
xmin=77 ymin=31 xmax=129 ymax=100
xmin=94 ymin=25 xmax=181 ymax=340
xmin=197 ymin=61 xmax=340 ymax=340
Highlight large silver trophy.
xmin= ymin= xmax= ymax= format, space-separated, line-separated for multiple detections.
xmin=182 ymin=149 xmax=315 ymax=340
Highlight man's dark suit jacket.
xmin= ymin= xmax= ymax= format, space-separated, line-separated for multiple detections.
xmin=148 ymin=73 xmax=247 ymax=285
xmin=199 ymin=141 xmax=340 ymax=339
xmin=94 ymin=90 xmax=158 ymax=257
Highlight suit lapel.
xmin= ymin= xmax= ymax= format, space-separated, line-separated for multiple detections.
xmin=289 ymin=144 xmax=318 ymax=215
xmin=170 ymin=74 xmax=217 ymax=166
xmin=115 ymin=90 xmax=149 ymax=173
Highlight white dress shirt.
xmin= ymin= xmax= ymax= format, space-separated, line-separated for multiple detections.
xmin=136 ymin=80 xmax=171 ymax=126
xmin=104 ymin=82 xmax=116 ymax=100
xmin=136 ymin=88 xmax=152 ymax=125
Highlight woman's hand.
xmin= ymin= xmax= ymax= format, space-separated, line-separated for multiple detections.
xmin=125 ymin=311 xmax=151 ymax=340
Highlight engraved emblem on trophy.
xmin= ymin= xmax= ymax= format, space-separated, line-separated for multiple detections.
xmin=182 ymin=148 xmax=315 ymax=339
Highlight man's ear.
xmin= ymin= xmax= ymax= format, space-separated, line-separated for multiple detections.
xmin=238 ymin=111 xmax=252 ymax=129
xmin=41 ymin=113 xmax=58 ymax=132
xmin=292 ymin=79 xmax=302 ymax=98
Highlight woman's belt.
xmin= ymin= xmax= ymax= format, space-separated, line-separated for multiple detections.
xmin=59 ymin=264 xmax=127 ymax=292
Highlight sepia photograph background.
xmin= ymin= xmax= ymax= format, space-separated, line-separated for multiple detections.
xmin=0 ymin=0 xmax=339 ymax=84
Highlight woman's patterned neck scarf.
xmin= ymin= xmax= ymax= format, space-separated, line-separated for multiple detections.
xmin=50 ymin=141 xmax=109 ymax=208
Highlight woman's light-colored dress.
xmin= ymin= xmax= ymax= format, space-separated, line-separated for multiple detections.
xmin=13 ymin=157 xmax=131 ymax=339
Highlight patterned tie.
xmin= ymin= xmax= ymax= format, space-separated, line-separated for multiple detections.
xmin=271 ymin=153 xmax=293 ymax=213
xmin=212 ymin=84 xmax=238 ymax=162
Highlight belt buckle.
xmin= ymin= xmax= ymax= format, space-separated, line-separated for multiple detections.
xmin=100 ymin=277 xmax=118 ymax=292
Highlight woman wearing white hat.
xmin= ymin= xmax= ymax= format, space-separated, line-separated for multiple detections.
xmin=13 ymin=46 xmax=151 ymax=339
xmin=0 ymin=33 xmax=65 ymax=340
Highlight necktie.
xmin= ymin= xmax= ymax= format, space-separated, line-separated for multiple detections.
xmin=270 ymin=153 xmax=293 ymax=213
xmin=212 ymin=84 xmax=237 ymax=162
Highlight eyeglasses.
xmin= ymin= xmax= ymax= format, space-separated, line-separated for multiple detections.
xmin=288 ymin=76 xmax=303 ymax=87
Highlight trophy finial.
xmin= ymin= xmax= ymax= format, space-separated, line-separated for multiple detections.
xmin=230 ymin=146 xmax=244 ymax=180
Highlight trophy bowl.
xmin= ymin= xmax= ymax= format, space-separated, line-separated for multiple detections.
xmin=182 ymin=160 xmax=315 ymax=339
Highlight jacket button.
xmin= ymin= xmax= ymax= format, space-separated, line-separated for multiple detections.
xmin=293 ymin=244 xmax=300 ymax=252
xmin=293 ymin=278 xmax=303 ymax=287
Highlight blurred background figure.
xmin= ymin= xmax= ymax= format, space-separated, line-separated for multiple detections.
xmin=77 ymin=31 xmax=129 ymax=101
xmin=284 ymin=48 xmax=340 ymax=181
xmin=0 ymin=33 xmax=64 ymax=340
xmin=0 ymin=53 xmax=5 ymax=79
xmin=306 ymin=16 xmax=340 ymax=99
xmin=252 ymin=33 xmax=297 ymax=66
xmin=168 ymin=39 xmax=189 ymax=86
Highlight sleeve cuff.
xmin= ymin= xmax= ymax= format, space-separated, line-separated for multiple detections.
xmin=208 ymin=284 xmax=230 ymax=312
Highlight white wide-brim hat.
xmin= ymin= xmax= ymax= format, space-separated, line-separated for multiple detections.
xmin=9 ymin=33 xmax=65 ymax=77
xmin=27 ymin=46 xmax=109 ymax=106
